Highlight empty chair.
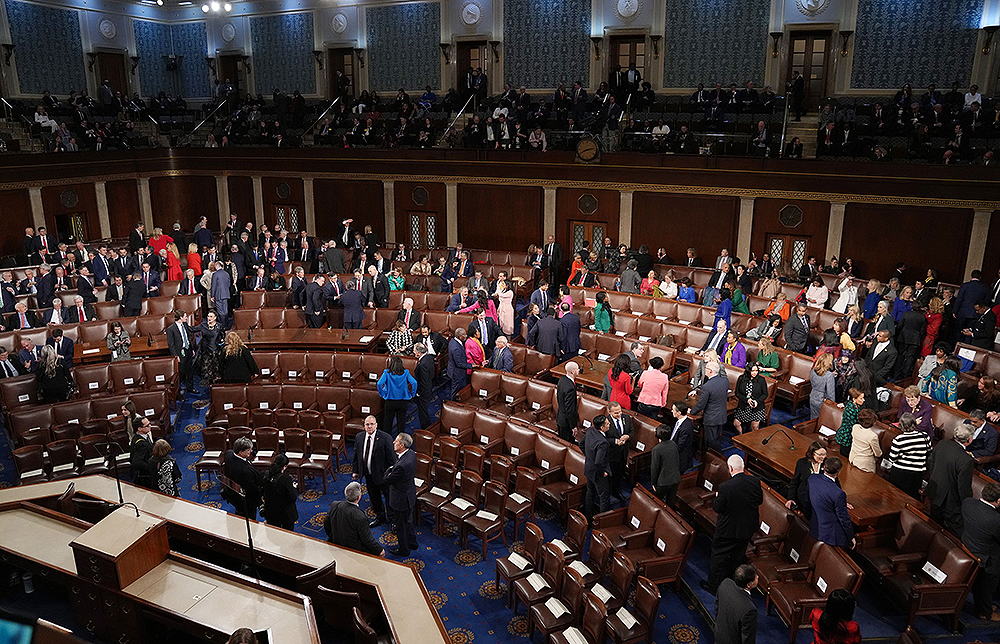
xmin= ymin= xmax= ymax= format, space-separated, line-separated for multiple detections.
xmin=47 ymin=440 xmax=79 ymax=480
xmin=496 ymin=522 xmax=545 ymax=608
xmin=417 ymin=461 xmax=457 ymax=528
xmin=195 ymin=426 xmax=227 ymax=488
xmin=504 ymin=467 xmax=540 ymax=541
xmin=352 ymin=606 xmax=391 ymax=644
xmin=529 ymin=566 xmax=586 ymax=641
xmin=273 ymin=408 xmax=299 ymax=430
xmin=78 ymin=434 xmax=111 ymax=476
xmin=461 ymin=481 xmax=508 ymax=559
xmin=301 ymin=429 xmax=336 ymax=494
xmin=512 ymin=541 xmax=564 ymax=614
xmin=251 ymin=427 xmax=279 ymax=470
xmin=13 ymin=446 xmax=47 ymax=484
xmin=605 ymin=576 xmax=660 ymax=644
xmin=283 ymin=428 xmax=308 ymax=488
xmin=437 ymin=470 xmax=484 ymax=536
xmin=549 ymin=592 xmax=608 ymax=644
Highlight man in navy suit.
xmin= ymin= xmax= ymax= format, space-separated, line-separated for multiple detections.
xmin=582 ymin=414 xmax=611 ymax=520
xmin=446 ymin=286 xmax=473 ymax=312
xmin=530 ymin=281 xmax=551 ymax=313
xmin=139 ymin=261 xmax=161 ymax=297
xmin=7 ymin=302 xmax=37 ymax=330
xmin=18 ymin=338 xmax=40 ymax=373
xmin=954 ymin=270 xmax=990 ymax=336
xmin=691 ymin=360 xmax=730 ymax=451
xmin=46 ymin=328 xmax=75 ymax=369
xmin=414 ymin=343 xmax=436 ymax=429
xmin=961 ymin=482 xmax=1000 ymax=621
xmin=75 ymin=267 xmax=96 ymax=304
xmin=559 ymin=303 xmax=582 ymax=360
xmin=36 ymin=265 xmax=56 ymax=309
xmin=339 ymin=280 xmax=366 ymax=329
xmin=382 ymin=433 xmax=418 ymax=557
xmin=966 ymin=409 xmax=999 ymax=459
xmin=0 ymin=272 xmax=17 ymax=315
xmin=527 ymin=307 xmax=564 ymax=356
xmin=808 ymin=457 xmax=855 ymax=548
xmin=353 ymin=415 xmax=397 ymax=528
xmin=490 ymin=336 xmax=514 ymax=372
xmin=448 ymin=328 xmax=473 ymax=400
xmin=92 ymin=246 xmax=112 ymax=285
xmin=670 ymin=401 xmax=695 ymax=472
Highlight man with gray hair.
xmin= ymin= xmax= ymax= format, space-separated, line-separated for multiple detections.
xmin=701 ymin=454 xmax=763 ymax=595
xmin=324 ymin=481 xmax=385 ymax=556
xmin=352 ymin=415 xmax=395 ymax=528
xmin=490 ymin=335 xmax=513 ymax=372
xmin=691 ymin=359 xmax=729 ymax=451
xmin=927 ymin=424 xmax=975 ymax=535
xmin=556 ymin=361 xmax=580 ymax=442
xmin=383 ymin=433 xmax=418 ymax=557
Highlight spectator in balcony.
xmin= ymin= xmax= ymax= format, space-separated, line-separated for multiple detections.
xmin=783 ymin=136 xmax=803 ymax=159
xmin=947 ymin=123 xmax=971 ymax=160
xmin=528 ymin=126 xmax=547 ymax=152
xmin=34 ymin=106 xmax=58 ymax=133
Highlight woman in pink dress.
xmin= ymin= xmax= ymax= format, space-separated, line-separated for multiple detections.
xmin=557 ymin=285 xmax=574 ymax=317
xmin=496 ymin=280 xmax=515 ymax=336
xmin=459 ymin=291 xmax=499 ymax=324
xmin=465 ymin=326 xmax=487 ymax=369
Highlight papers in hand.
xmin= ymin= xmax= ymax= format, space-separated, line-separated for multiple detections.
xmin=616 ymin=608 xmax=638 ymax=629
xmin=527 ymin=573 xmax=548 ymax=592
xmin=507 ymin=552 xmax=530 ymax=570
xmin=545 ymin=597 xmax=568 ymax=618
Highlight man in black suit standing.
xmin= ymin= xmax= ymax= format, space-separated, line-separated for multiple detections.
xmin=961 ymin=481 xmax=1000 ymax=621
xmin=714 ymin=564 xmax=758 ymax=644
xmin=544 ymin=235 xmax=563 ymax=285
xmin=605 ymin=402 xmax=633 ymax=501
xmin=223 ymin=436 xmax=264 ymax=520
xmin=468 ymin=310 xmax=500 ymax=360
xmin=129 ymin=222 xmax=146 ymax=253
xmin=367 ymin=265 xmax=390 ymax=308
xmin=702 ymin=455 xmax=763 ymax=595
xmin=559 ymin=303 xmax=582 ymax=361
xmin=582 ymin=413 xmax=611 ymax=521
xmin=305 ymin=274 xmax=327 ymax=328
xmin=324 ymin=481 xmax=385 ymax=556
xmin=414 ymin=343 xmax=435 ymax=429
xmin=788 ymin=69 xmax=805 ymax=121
xmin=865 ymin=329 xmax=898 ymax=386
xmin=927 ymin=425 xmax=974 ymax=536
xmin=556 ymin=361 xmax=579 ymax=442
xmin=962 ymin=300 xmax=998 ymax=350
xmin=669 ymin=401 xmax=695 ymax=472
xmin=784 ymin=304 xmax=811 ymax=354
xmin=122 ymin=272 xmax=146 ymax=317
xmin=382 ymin=433 xmax=417 ymax=557
xmin=353 ymin=415 xmax=397 ymax=528
xmin=691 ymin=360 xmax=730 ymax=451
xmin=166 ymin=310 xmax=196 ymax=396
xmin=130 ymin=418 xmax=155 ymax=488
xmin=528 ymin=307 xmax=564 ymax=356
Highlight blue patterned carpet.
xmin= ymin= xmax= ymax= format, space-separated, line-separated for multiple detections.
xmin=0 ymin=379 xmax=995 ymax=644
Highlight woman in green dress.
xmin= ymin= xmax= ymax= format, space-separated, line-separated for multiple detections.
xmin=755 ymin=336 xmax=780 ymax=374
xmin=594 ymin=291 xmax=614 ymax=333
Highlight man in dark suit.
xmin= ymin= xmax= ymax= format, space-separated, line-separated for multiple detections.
xmin=138 ymin=262 xmax=160 ymax=298
xmin=130 ymin=418 xmax=155 ymax=489
xmin=582 ymin=414 xmax=611 ymax=521
xmin=398 ymin=298 xmax=422 ymax=331
xmin=966 ymin=410 xmax=999 ymax=459
xmin=321 ymin=243 xmax=347 ymax=274
xmin=0 ymin=347 xmax=24 ymax=379
xmin=961 ymin=482 xmax=1000 ymax=621
xmin=702 ymin=455 xmax=763 ymax=594
xmin=122 ymin=273 xmax=146 ymax=317
xmin=32 ymin=227 xmax=56 ymax=262
xmin=808 ymin=457 xmax=854 ymax=548
xmin=783 ymin=304 xmax=811 ymax=354
xmin=245 ymin=266 xmax=268 ymax=292
xmin=128 ymin=222 xmax=146 ymax=253
xmin=962 ymin=301 xmax=997 ymax=350
xmin=650 ymin=423 xmax=681 ymax=505
xmin=114 ymin=249 xmax=136 ymax=280
xmin=414 ymin=343 xmax=435 ymax=429
xmin=544 ymin=235 xmax=563 ymax=285
xmin=714 ymin=565 xmax=758 ymax=644
xmin=46 ymin=329 xmax=75 ymax=369
xmin=222 ymin=436 xmax=264 ymax=520
xmin=448 ymin=328 xmax=473 ymax=400
xmin=340 ymin=280 xmax=366 ymax=330
xmin=559 ymin=303 xmax=582 ymax=360
xmin=927 ymin=426 xmax=975 ymax=536
xmin=336 ymin=218 xmax=355 ymax=248
xmin=367 ymin=265 xmax=390 ymax=308
xmin=179 ymin=269 xmax=202 ymax=296
xmin=670 ymin=401 xmax=695 ymax=472
xmin=105 ymin=276 xmax=125 ymax=303
xmin=382 ymin=433 xmax=417 ymax=557
xmin=569 ymin=266 xmax=596 ymax=287
xmin=490 ymin=336 xmax=514 ymax=372
xmin=304 ymin=274 xmax=327 ymax=329
xmin=865 ymin=329 xmax=898 ymax=386
xmin=7 ymin=303 xmax=38 ymax=330
xmin=166 ymin=310 xmax=196 ymax=395
xmin=530 ymin=281 xmax=551 ymax=313
xmin=468 ymin=311 xmax=501 ymax=359
xmin=92 ymin=247 xmax=112 ymax=286
xmin=293 ymin=240 xmax=317 ymax=273
xmin=894 ymin=303 xmax=927 ymax=379
xmin=528 ymin=307 xmax=564 ymax=356
xmin=556 ymin=362 xmax=580 ymax=443
xmin=954 ymin=270 xmax=990 ymax=332
xmin=17 ymin=339 xmax=40 ymax=373
xmin=75 ymin=268 xmax=96 ymax=304
xmin=352 ymin=415 xmax=397 ymax=528
xmin=418 ymin=324 xmax=447 ymax=358
xmin=36 ymin=266 xmax=56 ymax=309
xmin=691 ymin=361 xmax=730 ymax=451
xmin=605 ymin=402 xmax=633 ymax=501
xmin=66 ymin=295 xmax=95 ymax=324
xmin=447 ymin=286 xmax=474 ymax=312
xmin=0 ymin=272 xmax=19 ymax=315
xmin=324 ymin=481 xmax=384 ymax=556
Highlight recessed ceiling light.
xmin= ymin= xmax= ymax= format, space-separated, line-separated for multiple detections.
xmin=201 ymin=4 xmax=209 ymax=11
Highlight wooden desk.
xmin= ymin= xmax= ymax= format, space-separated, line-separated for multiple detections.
xmin=74 ymin=339 xmax=169 ymax=364
xmin=70 ymin=507 xmax=170 ymax=590
xmin=549 ymin=356 xmax=610 ymax=391
xmin=0 ymin=507 xmax=85 ymax=574
xmin=0 ymin=477 xmax=448 ymax=644
xmin=246 ymin=328 xmax=381 ymax=352
xmin=733 ymin=425 xmax=913 ymax=528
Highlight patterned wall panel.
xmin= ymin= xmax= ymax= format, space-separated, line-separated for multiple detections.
xmin=250 ymin=13 xmax=317 ymax=95
xmin=851 ymin=0 xmax=983 ymax=89
xmin=171 ymin=22 xmax=211 ymax=98
xmin=503 ymin=0 xmax=591 ymax=88
xmin=366 ymin=3 xmax=441 ymax=92
xmin=5 ymin=0 xmax=86 ymax=94
xmin=134 ymin=19 xmax=173 ymax=97
xmin=662 ymin=0 xmax=770 ymax=88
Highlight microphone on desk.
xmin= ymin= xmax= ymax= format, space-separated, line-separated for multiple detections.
xmin=761 ymin=428 xmax=797 ymax=450
xmin=247 ymin=325 xmax=254 ymax=342
xmin=147 ymin=333 xmax=153 ymax=347
xmin=581 ymin=355 xmax=595 ymax=371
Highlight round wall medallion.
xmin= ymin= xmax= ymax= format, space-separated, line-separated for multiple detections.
xmin=99 ymin=19 xmax=117 ymax=40
xmin=795 ymin=0 xmax=830 ymax=17
xmin=412 ymin=186 xmax=429 ymax=206
xmin=578 ymin=194 xmax=598 ymax=215
xmin=332 ymin=13 xmax=349 ymax=34
xmin=779 ymin=205 xmax=804 ymax=228
xmin=276 ymin=182 xmax=291 ymax=199
xmin=461 ymin=1 xmax=482 ymax=26
xmin=614 ymin=0 xmax=641 ymax=21
xmin=60 ymin=189 xmax=79 ymax=209
xmin=221 ymin=22 xmax=236 ymax=43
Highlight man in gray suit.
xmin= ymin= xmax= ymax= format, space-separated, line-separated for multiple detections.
xmin=714 ymin=564 xmax=758 ymax=644
xmin=322 ymin=241 xmax=347 ymax=275
xmin=210 ymin=261 xmax=231 ymax=321
xmin=619 ymin=259 xmax=641 ymax=294
xmin=783 ymin=304 xmax=811 ymax=354
xmin=691 ymin=360 xmax=729 ymax=450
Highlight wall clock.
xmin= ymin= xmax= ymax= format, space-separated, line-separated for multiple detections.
xmin=576 ymin=138 xmax=600 ymax=164
xmin=332 ymin=13 xmax=348 ymax=34
xmin=615 ymin=0 xmax=640 ymax=20
xmin=461 ymin=2 xmax=481 ymax=26
xmin=99 ymin=19 xmax=117 ymax=40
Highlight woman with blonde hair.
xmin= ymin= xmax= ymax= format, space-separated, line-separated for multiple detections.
xmin=149 ymin=227 xmax=173 ymax=255
xmin=763 ymin=291 xmax=791 ymax=321
xmin=165 ymin=242 xmax=183 ymax=281
xmin=921 ymin=296 xmax=944 ymax=356
xmin=809 ymin=352 xmax=836 ymax=419
xmin=219 ymin=332 xmax=259 ymax=383
xmin=863 ymin=279 xmax=882 ymax=318
xmin=186 ymin=243 xmax=203 ymax=275
xmin=845 ymin=304 xmax=865 ymax=338
xmin=849 ymin=408 xmax=882 ymax=473
xmin=755 ymin=336 xmax=780 ymax=373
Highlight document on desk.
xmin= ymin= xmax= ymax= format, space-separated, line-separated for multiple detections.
xmin=360 ymin=336 xmax=375 ymax=343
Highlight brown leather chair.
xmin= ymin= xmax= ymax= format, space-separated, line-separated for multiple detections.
xmin=332 ymin=353 xmax=363 ymax=386
xmin=462 ymin=480 xmax=508 ymax=558
xmin=550 ymin=591 xmax=607 ymax=644
xmin=0 ymin=374 xmax=40 ymax=411
xmin=283 ymin=308 xmax=307 ymax=329
xmin=277 ymin=352 xmax=308 ymax=381
xmin=347 ymin=389 xmax=383 ymax=433
xmin=109 ymin=360 xmax=145 ymax=394
xmin=594 ymin=484 xmax=666 ymax=549
xmin=301 ymin=429 xmax=336 ymax=493
xmin=618 ymin=505 xmax=694 ymax=590
xmin=437 ymin=470 xmax=483 ymax=536
xmin=78 ymin=434 xmax=110 ymax=476
xmin=417 ymin=460 xmax=457 ymax=528
xmin=282 ymin=384 xmax=318 ymax=413
xmin=11 ymin=406 xmax=54 ymax=443
xmin=503 ymin=423 xmax=536 ymax=468
xmin=529 ymin=566 xmax=585 ymax=641
xmin=675 ymin=450 xmax=731 ymax=535
xmin=359 ymin=354 xmax=389 ymax=388
xmin=75 ymin=363 xmax=112 ymax=397
xmin=605 ymin=575 xmax=660 ymax=644
xmin=536 ymin=448 xmax=587 ymax=520
xmin=505 ymin=467 xmax=540 ymax=540
xmin=748 ymin=515 xmax=821 ymax=594
xmin=47 ymin=439 xmax=79 ymax=480
xmin=496 ymin=521 xmax=544 ymax=607
xmin=13 ymin=445 xmax=47 ymax=484
xmin=521 ymin=434 xmax=567 ymax=482
xmin=195 ymin=426 xmax=227 ymax=488
xmin=258 ymin=308 xmax=286 ymax=329
xmin=472 ymin=411 xmax=507 ymax=456
xmin=511 ymin=380 xmax=557 ymax=429
xmin=316 ymin=386 xmax=353 ymax=418
xmin=431 ymin=400 xmax=476 ymax=448
xmin=460 ymin=369 xmax=503 ymax=408
xmin=50 ymin=400 xmax=92 ymax=428
xmin=304 ymin=353 xmax=336 ymax=383
xmin=250 ymin=427 xmax=279 ymax=470
xmin=512 ymin=541 xmax=563 ymax=615
xmin=523 ymin=348 xmax=556 ymax=378
xmin=599 ymin=551 xmax=634 ymax=613
xmin=489 ymin=373 xmax=529 ymax=416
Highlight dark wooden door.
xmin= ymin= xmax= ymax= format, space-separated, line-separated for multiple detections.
xmin=765 ymin=234 xmax=811 ymax=274
xmin=96 ymin=51 xmax=129 ymax=96
xmin=787 ymin=32 xmax=831 ymax=109
xmin=407 ymin=211 xmax=438 ymax=248
xmin=54 ymin=213 xmax=89 ymax=244
xmin=218 ymin=54 xmax=245 ymax=97
xmin=457 ymin=41 xmax=488 ymax=104
xmin=327 ymin=48 xmax=356 ymax=100
xmin=609 ymin=36 xmax=646 ymax=78
xmin=569 ymin=220 xmax=608 ymax=255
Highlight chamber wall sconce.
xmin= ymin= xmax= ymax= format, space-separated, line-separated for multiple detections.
xmin=839 ymin=30 xmax=854 ymax=56
xmin=982 ymin=25 xmax=1000 ymax=54
xmin=312 ymin=50 xmax=323 ymax=69
xmin=488 ymin=41 xmax=501 ymax=63
xmin=649 ymin=35 xmax=661 ymax=59
xmin=591 ymin=36 xmax=603 ymax=60
xmin=354 ymin=48 xmax=365 ymax=68
xmin=769 ymin=32 xmax=783 ymax=58
xmin=2 ymin=44 xmax=15 ymax=66
xmin=440 ymin=43 xmax=451 ymax=64
xmin=131 ymin=56 xmax=141 ymax=75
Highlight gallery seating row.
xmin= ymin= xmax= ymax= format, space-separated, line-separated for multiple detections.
xmin=208 ymin=383 xmax=385 ymax=435
xmin=8 ymin=389 xmax=173 ymax=447
xmin=233 ymin=306 xmax=476 ymax=337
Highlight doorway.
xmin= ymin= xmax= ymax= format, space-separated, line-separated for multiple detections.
xmin=787 ymin=31 xmax=831 ymax=109
xmin=408 ymin=211 xmax=439 ymax=248
xmin=608 ymin=36 xmax=646 ymax=80
xmin=327 ymin=48 xmax=356 ymax=101
xmin=271 ymin=204 xmax=301 ymax=233
xmin=457 ymin=41 xmax=488 ymax=107
xmin=54 ymin=213 xmax=89 ymax=245
xmin=765 ymin=234 xmax=811 ymax=273
xmin=96 ymin=51 xmax=129 ymax=97
xmin=218 ymin=53 xmax=247 ymax=98
xmin=569 ymin=220 xmax=608 ymax=255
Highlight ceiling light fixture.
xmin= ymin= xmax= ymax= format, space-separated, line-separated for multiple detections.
xmin=201 ymin=4 xmax=209 ymax=11
xmin=223 ymin=2 xmax=232 ymax=10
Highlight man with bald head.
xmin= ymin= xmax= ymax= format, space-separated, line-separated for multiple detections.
xmin=701 ymin=454 xmax=763 ymax=595
xmin=352 ymin=415 xmax=396 ymax=528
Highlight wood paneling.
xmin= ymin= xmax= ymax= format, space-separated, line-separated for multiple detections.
xmin=979 ymin=211 xmax=1000 ymax=284
xmin=261 ymin=177 xmax=304 ymax=233
xmin=227 ymin=176 xmax=254 ymax=224
xmin=631 ymin=193 xmax=739 ymax=263
xmin=556 ymin=187 xmax=620 ymax=253
xmin=394 ymin=181 xmax=446 ymax=248
xmin=458 ymin=184 xmax=543 ymax=252
xmin=148 ymin=176 xmax=218 ymax=232
xmin=312 ymin=179 xmax=384 ymax=242
xmin=106 ymin=180 xmax=141 ymax=239
xmin=750 ymin=198 xmax=830 ymax=265
xmin=41 ymin=183 xmax=99 ymax=244
xmin=0 ymin=189 xmax=34 ymax=258
xmin=842 ymin=203 xmax=973 ymax=285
